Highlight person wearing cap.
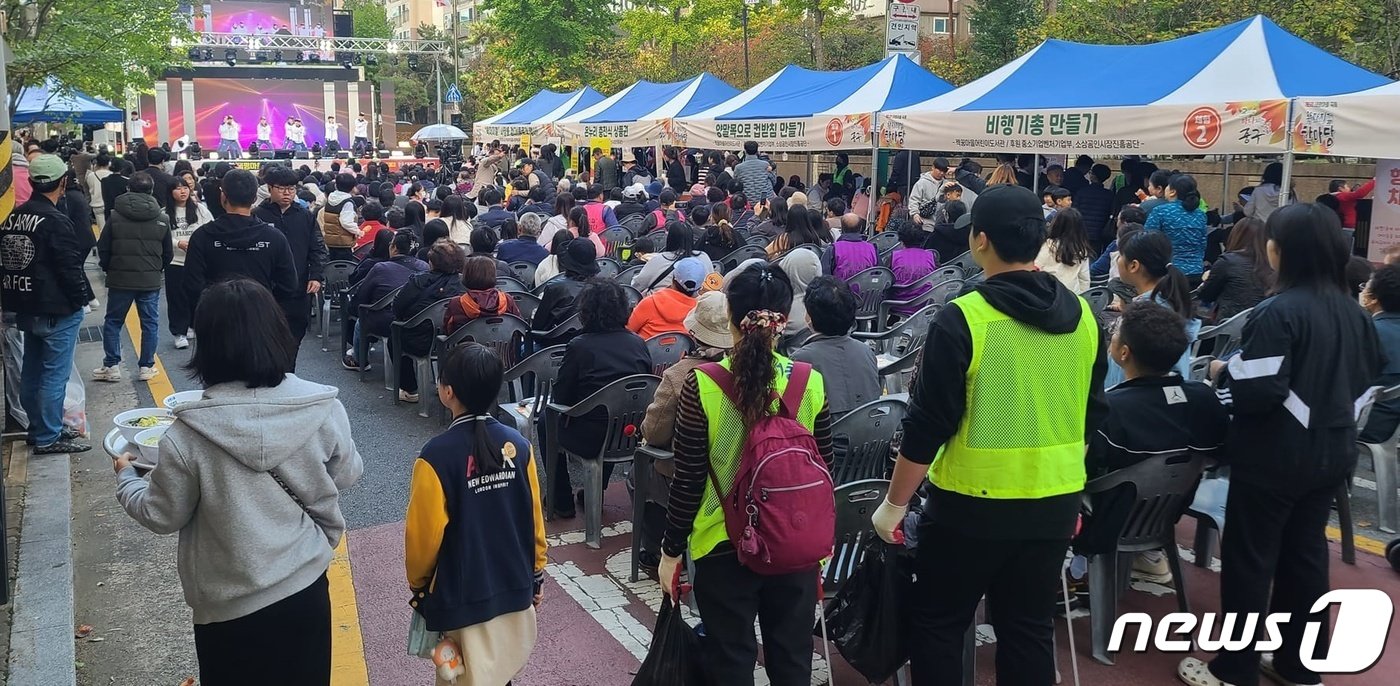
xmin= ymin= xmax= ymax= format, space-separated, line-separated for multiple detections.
xmin=871 ymin=184 xmax=1107 ymax=685
xmin=614 ymin=184 xmax=649 ymax=222
xmin=0 ymin=154 xmax=96 ymax=454
xmin=547 ymin=279 xmax=653 ymax=518
xmin=634 ymin=289 xmax=733 ymax=571
xmin=532 ymin=239 xmax=600 ymax=348
xmin=627 ymin=256 xmax=704 ymax=339
xmin=621 ymin=152 xmax=653 ymax=190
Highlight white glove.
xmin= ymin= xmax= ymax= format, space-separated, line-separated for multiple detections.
xmin=871 ymin=497 xmax=909 ymax=544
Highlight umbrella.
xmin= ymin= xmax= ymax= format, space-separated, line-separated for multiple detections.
xmin=412 ymin=123 xmax=469 ymax=141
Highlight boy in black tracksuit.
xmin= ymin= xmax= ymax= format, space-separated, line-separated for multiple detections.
xmin=183 ymin=169 xmax=299 ymax=320
xmin=255 ymin=166 xmax=328 ymax=353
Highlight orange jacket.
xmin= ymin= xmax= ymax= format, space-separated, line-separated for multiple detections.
xmin=626 ymin=287 xmax=695 ymax=340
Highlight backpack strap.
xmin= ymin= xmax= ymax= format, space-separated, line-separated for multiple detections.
xmin=779 ymin=362 xmax=812 ymax=419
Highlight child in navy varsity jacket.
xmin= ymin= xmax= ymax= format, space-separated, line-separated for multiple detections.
xmin=405 ymin=343 xmax=547 ymax=686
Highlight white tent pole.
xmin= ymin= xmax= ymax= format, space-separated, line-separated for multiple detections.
xmin=1033 ymin=154 xmax=1040 ymax=195
xmin=868 ymin=113 xmax=879 ymax=228
xmin=1278 ymin=100 xmax=1296 ymax=208
xmin=1221 ymin=156 xmax=1231 ymax=212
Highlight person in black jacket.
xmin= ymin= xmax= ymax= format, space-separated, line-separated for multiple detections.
xmin=1181 ymin=203 xmax=1383 ymax=686
xmin=662 ymin=147 xmax=687 ymax=193
xmin=256 ymin=166 xmax=328 ymax=359
xmin=532 ymin=239 xmax=599 ymax=348
xmin=0 ymin=155 xmax=95 ymax=453
xmin=1073 ymin=163 xmax=1115 ymax=254
xmin=60 ymin=171 xmax=96 ymax=259
xmin=101 ymin=159 xmax=131 ymax=223
xmin=183 ymin=169 xmax=299 ymax=323
xmin=201 ymin=162 xmax=229 ymax=219
xmin=547 ymin=278 xmax=652 ymax=517
xmin=390 ymin=240 xmax=467 ymax=402
xmin=144 ymin=148 xmax=177 ymax=208
xmin=95 ymin=172 xmax=173 ymax=383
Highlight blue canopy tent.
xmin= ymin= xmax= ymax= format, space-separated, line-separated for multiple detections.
xmin=472 ymin=87 xmax=605 ymax=141
xmin=11 ymin=79 xmax=123 ymax=125
xmin=677 ymin=55 xmax=954 ymax=151
xmin=881 ymin=15 xmax=1390 ymax=158
xmin=552 ymin=74 xmax=739 ymax=146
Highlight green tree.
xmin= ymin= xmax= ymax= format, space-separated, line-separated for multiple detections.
xmin=776 ymin=0 xmax=851 ymax=69
xmin=2 ymin=0 xmax=190 ymax=114
xmin=966 ymin=0 xmax=1042 ymax=75
xmin=342 ymin=0 xmax=393 ymax=40
xmin=477 ymin=0 xmax=618 ymax=88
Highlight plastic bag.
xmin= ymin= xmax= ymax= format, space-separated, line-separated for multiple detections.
xmin=631 ymin=595 xmax=705 ymax=686
xmin=819 ymin=538 xmax=912 ymax=683
xmin=62 ymin=364 xmax=87 ymax=436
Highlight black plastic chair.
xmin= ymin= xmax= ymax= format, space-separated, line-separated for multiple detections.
xmin=621 ymin=284 xmax=643 ymax=310
xmin=494 ymin=344 xmax=569 ymax=470
xmin=355 ymin=286 xmax=403 ymax=389
xmin=497 ymin=275 xmax=531 ymax=295
xmin=319 ymin=260 xmax=358 ymax=350
xmin=855 ymin=303 xmax=939 ymax=357
xmin=631 ymin=444 xmax=674 ymax=582
xmin=878 ymin=345 xmax=922 ymax=394
xmin=513 ymin=292 xmax=541 ymax=324
xmin=1083 ymin=451 xmax=1209 ymax=665
xmin=829 ymin=398 xmax=907 ymax=484
xmin=1192 ymin=307 xmax=1253 ymax=358
xmin=1081 ymin=286 xmax=1113 ymax=314
xmin=545 ymin=374 xmax=662 ymax=548
xmin=821 ymin=479 xmax=890 ymax=599
xmin=595 ymin=256 xmax=622 ymax=279
xmin=844 ymin=266 xmax=895 ymax=332
xmin=871 ymin=230 xmax=901 ymax=253
xmin=618 ymin=214 xmax=646 ymax=238
xmin=508 ymin=261 xmax=537 ymax=288
xmin=389 ymin=298 xmax=452 ymax=417
xmin=878 ymin=278 xmax=964 ymax=325
xmin=599 ymin=227 xmax=633 ymax=261
xmin=441 ymin=313 xmax=529 ymax=366
xmin=746 ymin=233 xmax=771 ymax=247
xmin=946 ymin=250 xmax=979 ymax=276
xmin=531 ymin=312 xmax=583 ymax=348
xmin=615 ymin=264 xmax=645 ymax=286
xmin=718 ymin=244 xmax=770 ymax=274
xmin=644 ymin=332 xmax=694 ymax=376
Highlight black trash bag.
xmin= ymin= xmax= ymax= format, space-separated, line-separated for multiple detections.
xmin=632 ymin=594 xmax=706 ymax=686
xmin=817 ymin=538 xmax=912 ymax=683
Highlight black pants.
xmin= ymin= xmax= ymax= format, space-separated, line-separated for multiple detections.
xmin=909 ymin=522 xmax=1067 ymax=686
xmin=165 ymin=265 xmax=193 ymax=336
xmin=327 ymin=247 xmax=354 ymax=263
xmin=193 ymin=573 xmax=331 ymax=686
xmin=1208 ymin=478 xmax=1335 ymax=686
xmin=280 ymin=294 xmax=309 ymax=369
xmin=692 ymin=551 xmax=818 ymax=686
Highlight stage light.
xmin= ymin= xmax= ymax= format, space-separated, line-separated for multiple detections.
xmin=187 ymin=47 xmax=201 ymax=61
xmin=342 ymin=59 xmax=354 ymax=69
xmin=296 ymin=52 xmax=305 ymax=63
xmin=309 ymin=53 xmax=322 ymax=64
xmin=273 ymin=50 xmax=283 ymax=62
xmin=224 ymin=49 xmax=237 ymax=67
xmin=202 ymin=49 xmax=214 ymax=61
xmin=366 ymin=54 xmax=378 ymax=66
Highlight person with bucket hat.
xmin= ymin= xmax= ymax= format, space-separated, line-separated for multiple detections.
xmin=532 ymin=239 xmax=599 ymax=348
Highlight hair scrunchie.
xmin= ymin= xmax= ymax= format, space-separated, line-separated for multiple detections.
xmin=739 ymin=309 xmax=787 ymax=333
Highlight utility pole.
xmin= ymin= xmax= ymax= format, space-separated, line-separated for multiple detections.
xmin=451 ymin=0 xmax=460 ymax=106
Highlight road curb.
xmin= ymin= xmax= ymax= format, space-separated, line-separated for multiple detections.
xmin=6 ymin=446 xmax=76 ymax=686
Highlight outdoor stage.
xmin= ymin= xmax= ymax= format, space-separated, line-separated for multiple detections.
xmin=196 ymin=156 xmax=446 ymax=174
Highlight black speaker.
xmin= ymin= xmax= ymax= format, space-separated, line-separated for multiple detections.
xmin=297 ymin=151 xmax=313 ymax=160
xmin=274 ymin=149 xmax=294 ymax=159
xmin=332 ymin=10 xmax=352 ymax=39
xmin=258 ymin=150 xmax=274 ymax=160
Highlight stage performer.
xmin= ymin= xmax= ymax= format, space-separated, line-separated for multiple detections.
xmin=128 ymin=111 xmax=150 ymax=146
xmin=256 ymin=116 xmax=273 ymax=150
xmin=324 ymin=115 xmax=341 ymax=156
xmin=217 ymin=115 xmax=241 ymax=159
xmin=287 ymin=118 xmax=307 ymax=153
xmin=352 ymin=114 xmax=370 ymax=156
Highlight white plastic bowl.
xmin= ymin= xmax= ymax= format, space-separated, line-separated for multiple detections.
xmin=162 ymin=390 xmax=204 ymax=410
xmin=133 ymin=427 xmax=167 ymax=467
xmin=113 ymin=408 xmax=174 ymax=443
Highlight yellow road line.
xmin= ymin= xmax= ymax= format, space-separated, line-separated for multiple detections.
xmin=1327 ymin=525 xmax=1390 ymax=558
xmin=121 ymin=312 xmax=370 ymax=684
xmin=330 ymin=536 xmax=370 ymax=685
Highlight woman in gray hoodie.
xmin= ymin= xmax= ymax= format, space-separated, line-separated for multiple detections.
xmin=114 ymin=278 xmax=363 ymax=686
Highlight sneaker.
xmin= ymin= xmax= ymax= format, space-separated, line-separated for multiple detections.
xmin=186 ymin=328 xmax=196 ymax=340
xmin=1178 ymin=657 xmax=1235 ymax=686
xmin=1132 ymin=552 xmax=1174 ymax=585
xmin=26 ymin=427 xmax=83 ymax=445
xmin=33 ymin=438 xmax=92 ymax=455
xmin=137 ymin=366 xmax=159 ymax=381
xmin=343 ymin=354 xmax=366 ymax=371
xmin=398 ymin=389 xmax=420 ymax=403
xmin=1260 ymin=654 xmax=1322 ymax=686
xmin=173 ymin=335 xmax=189 ymax=349
xmin=92 ymin=366 xmax=122 ymax=382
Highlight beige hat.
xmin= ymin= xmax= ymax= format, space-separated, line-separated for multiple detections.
xmin=685 ymin=291 xmax=733 ymax=350
xmin=787 ymin=191 xmax=808 ymax=209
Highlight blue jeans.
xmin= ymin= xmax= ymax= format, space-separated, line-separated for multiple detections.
xmin=17 ymin=310 xmax=83 ymax=446
xmin=217 ymin=139 xmax=242 ymax=159
xmin=103 ymin=289 xmax=160 ymax=368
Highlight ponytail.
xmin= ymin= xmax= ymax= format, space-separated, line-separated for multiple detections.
xmin=1120 ymin=230 xmax=1193 ymax=319
xmin=724 ymin=265 xmax=795 ymax=427
xmin=569 ymin=206 xmax=591 ymax=237
xmin=1151 ymin=265 xmax=1194 ymax=320
xmin=1169 ymin=174 xmax=1201 ymax=213
xmin=438 ymin=343 xmax=508 ymax=474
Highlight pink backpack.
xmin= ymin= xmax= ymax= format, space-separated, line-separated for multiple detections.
xmin=696 ymin=362 xmax=835 ymax=575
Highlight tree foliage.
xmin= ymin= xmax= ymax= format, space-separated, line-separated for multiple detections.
xmin=342 ymin=0 xmax=393 ymax=40
xmin=966 ymin=0 xmax=1042 ymax=75
xmin=2 ymin=0 xmax=190 ymax=114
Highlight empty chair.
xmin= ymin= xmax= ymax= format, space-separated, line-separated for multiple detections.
xmin=878 ymin=278 xmax=963 ymax=325
xmin=544 ymin=374 xmax=662 ymax=548
xmin=877 ymin=344 xmax=922 ymax=394
xmin=595 ymin=256 xmax=622 ymax=279
xmin=497 ymin=275 xmax=531 ymax=295
xmin=928 ymin=278 xmax=966 ymax=306
xmin=1185 ymin=467 xmax=1229 ymax=568
xmin=615 ymin=264 xmax=645 ymax=286
xmin=1081 ymin=451 xmax=1209 ymax=665
xmin=855 ymin=303 xmax=939 ymax=357
xmin=1191 ymin=307 xmax=1252 ymax=358
xmin=508 ymin=261 xmax=536 ymax=288
xmin=1358 ymin=384 xmax=1400 ymax=534
xmin=1188 ymin=355 xmax=1213 ymax=383
xmin=644 ymin=332 xmax=695 ymax=376
xmin=829 ymin=398 xmax=908 ymax=484
xmin=1080 ymin=286 xmax=1113 ymax=314
xmin=389 ymin=298 xmax=452 ymax=417
xmin=319 ymin=260 xmax=358 ymax=350
xmin=355 ymin=286 xmax=402 ymax=390
xmin=871 ymin=230 xmax=902 ymax=253
xmin=821 ymin=479 xmax=891 ymax=598
xmin=599 ymin=226 xmax=633 ymax=261
xmin=844 ymin=266 xmax=895 ymax=332
xmin=718 ymin=244 xmax=769 ymax=274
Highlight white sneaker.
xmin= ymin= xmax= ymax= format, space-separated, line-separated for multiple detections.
xmin=1260 ymin=654 xmax=1322 ymax=686
xmin=1132 ymin=552 xmax=1174 ymax=585
xmin=92 ymin=366 xmax=122 ymax=382
xmin=137 ymin=367 xmax=159 ymax=381
xmin=186 ymin=328 xmax=196 ymax=340
xmin=398 ymin=389 xmax=420 ymax=403
xmin=173 ymin=335 xmax=189 ymax=349
xmin=1178 ymin=657 xmax=1235 ymax=686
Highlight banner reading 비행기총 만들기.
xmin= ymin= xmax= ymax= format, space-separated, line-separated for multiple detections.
xmin=877 ymin=100 xmax=1292 ymax=155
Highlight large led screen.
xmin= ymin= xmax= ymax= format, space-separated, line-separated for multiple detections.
xmin=183 ymin=1 xmax=334 ymax=37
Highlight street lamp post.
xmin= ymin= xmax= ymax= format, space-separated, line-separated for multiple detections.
xmin=743 ymin=0 xmax=758 ymax=87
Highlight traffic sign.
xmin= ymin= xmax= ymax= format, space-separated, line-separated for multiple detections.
xmin=886 ymin=1 xmax=920 ymax=59
xmin=445 ymin=83 xmax=462 ymax=104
